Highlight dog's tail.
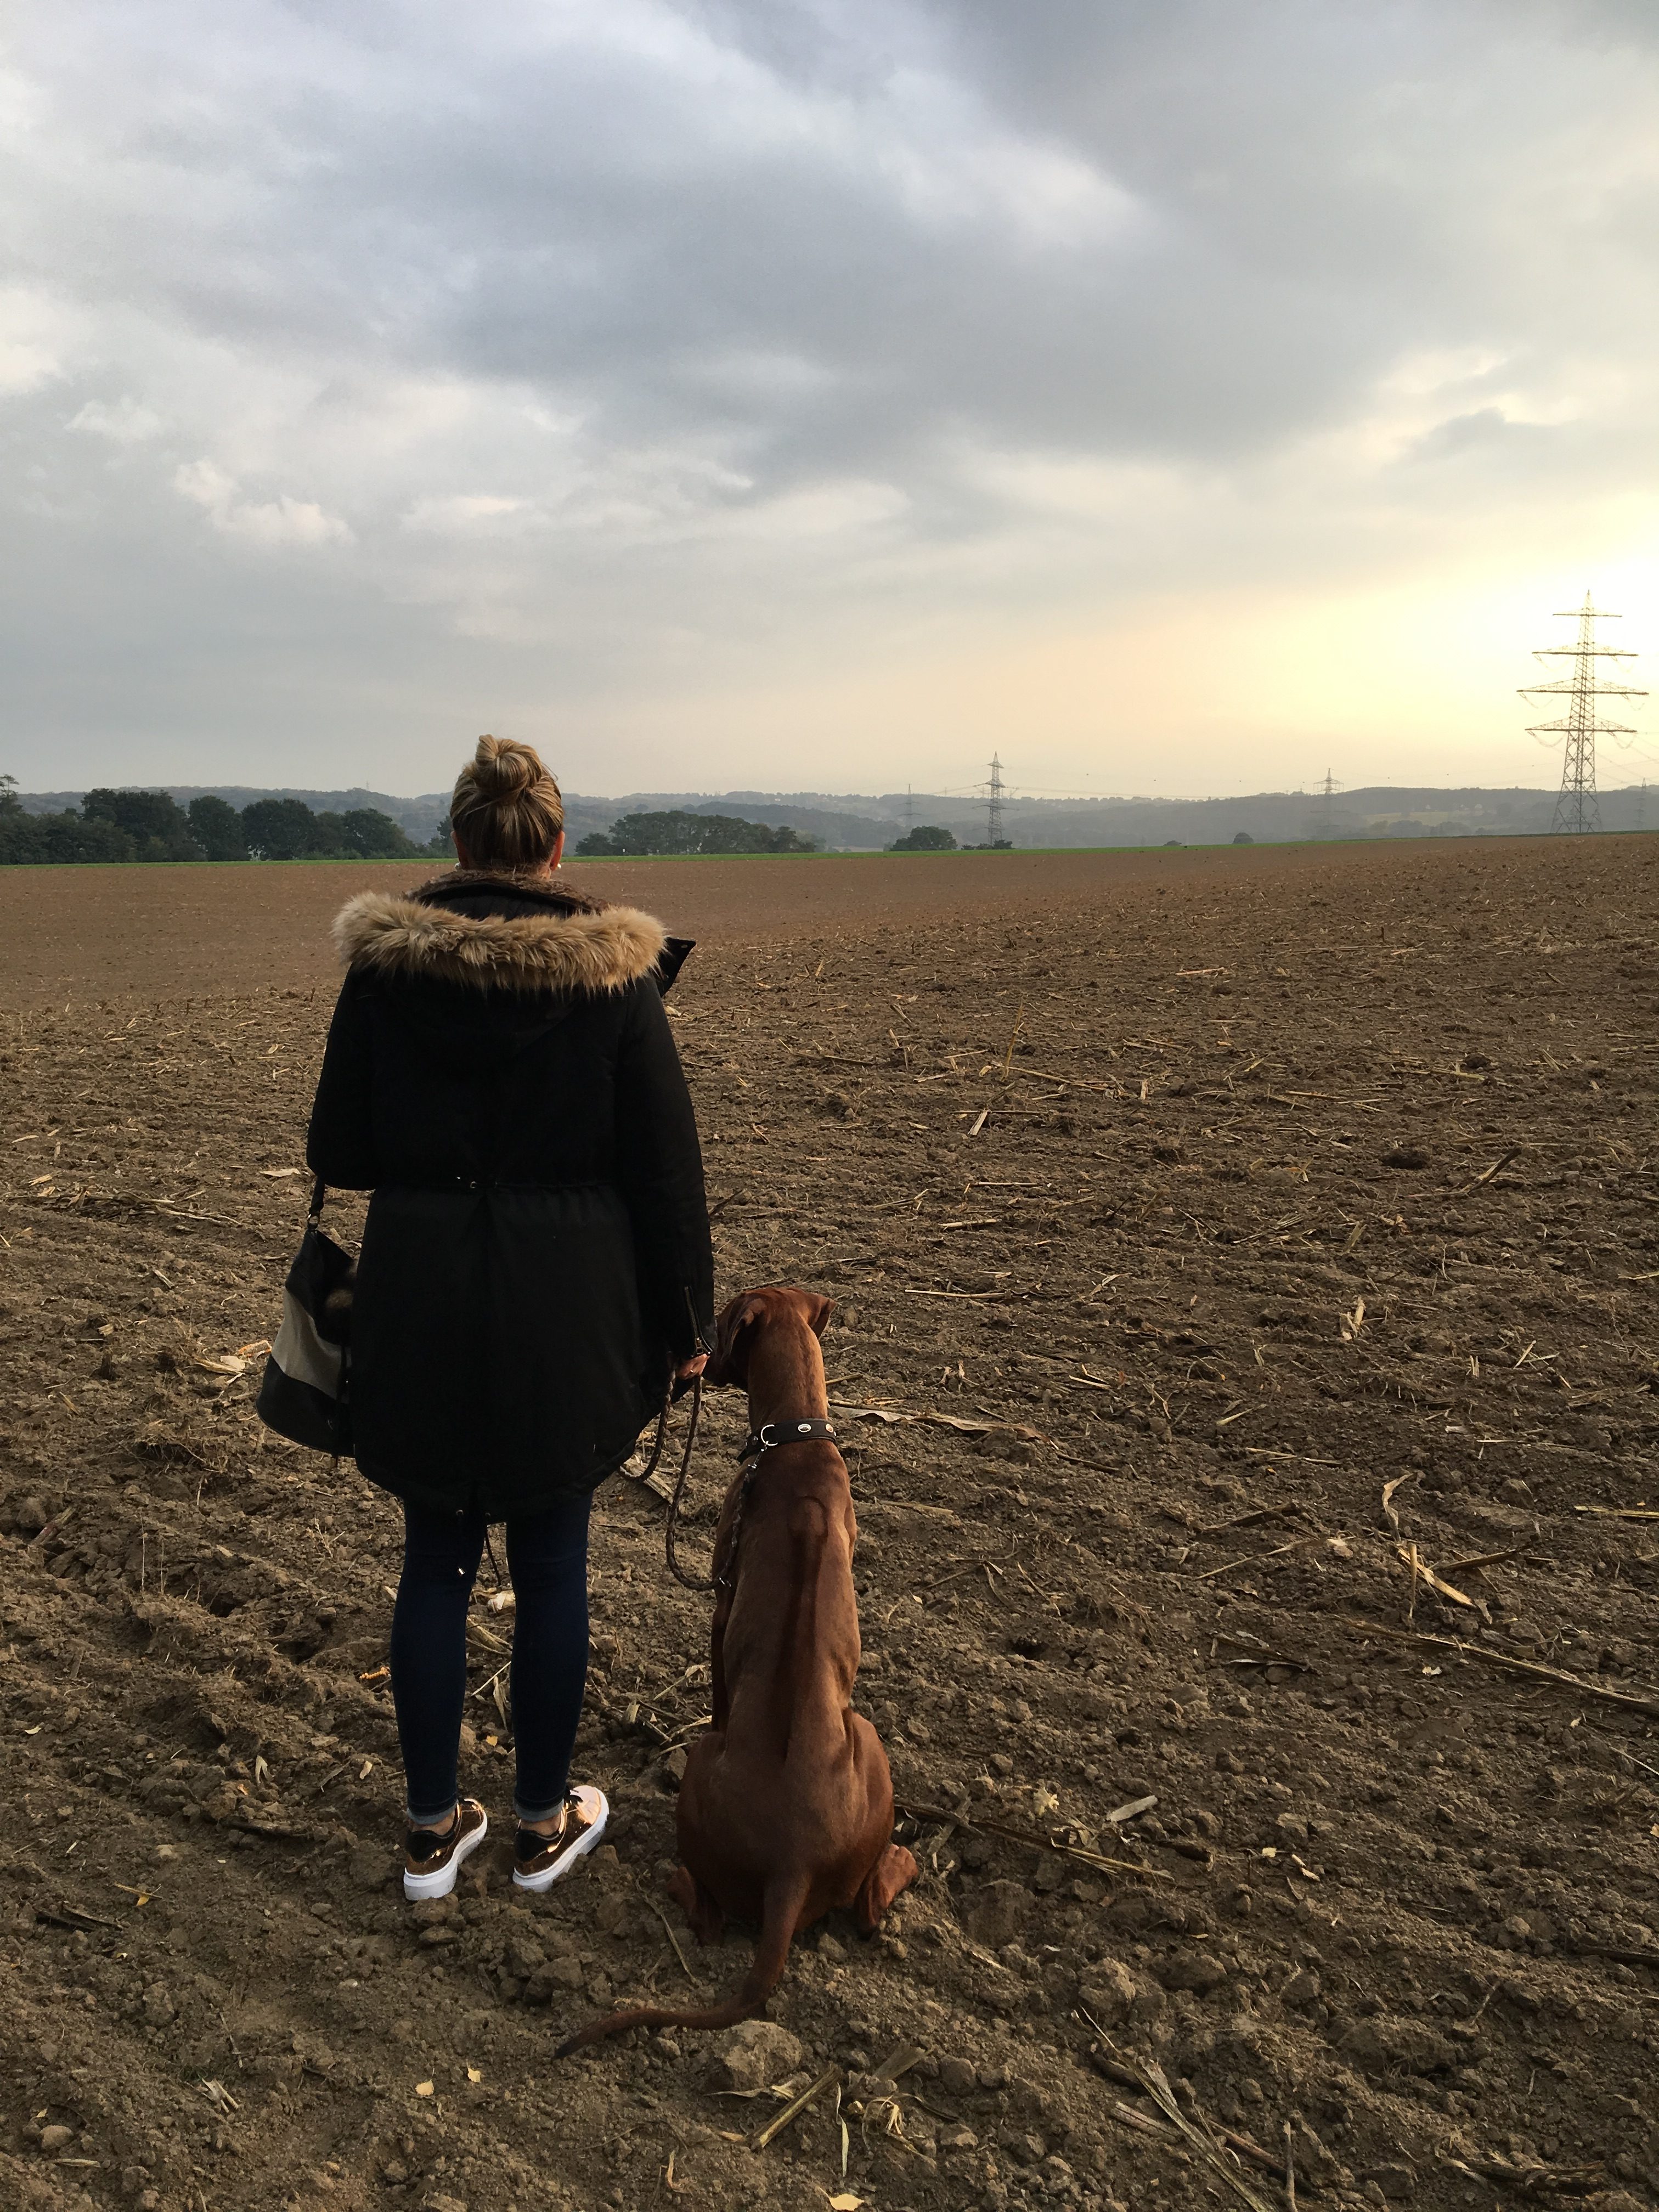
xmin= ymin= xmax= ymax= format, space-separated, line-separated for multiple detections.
xmin=554 ymin=1872 xmax=809 ymax=2058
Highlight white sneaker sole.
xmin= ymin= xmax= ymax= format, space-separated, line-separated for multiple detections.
xmin=511 ymin=1787 xmax=610 ymax=1893
xmin=402 ymin=1807 xmax=489 ymax=1901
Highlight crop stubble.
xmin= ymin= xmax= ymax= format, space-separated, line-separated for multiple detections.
xmin=2 ymin=838 xmax=1658 ymax=2212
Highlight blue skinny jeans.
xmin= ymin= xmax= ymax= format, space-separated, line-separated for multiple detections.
xmin=391 ymin=1494 xmax=592 ymax=1829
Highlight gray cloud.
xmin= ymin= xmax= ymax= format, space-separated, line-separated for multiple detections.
xmin=2 ymin=0 xmax=1656 ymax=791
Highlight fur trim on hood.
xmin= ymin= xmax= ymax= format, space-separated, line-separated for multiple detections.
xmin=332 ymin=889 xmax=667 ymax=995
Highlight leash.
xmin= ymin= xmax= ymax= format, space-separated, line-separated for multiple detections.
xmin=620 ymin=1375 xmax=712 ymax=1593
xmin=623 ymin=1399 xmax=839 ymax=1598
xmin=664 ymin=1375 xmax=709 ymax=1592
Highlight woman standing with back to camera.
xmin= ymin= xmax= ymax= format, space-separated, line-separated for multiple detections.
xmin=306 ymin=737 xmax=713 ymax=1899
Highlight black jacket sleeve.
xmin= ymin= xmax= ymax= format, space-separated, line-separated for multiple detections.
xmin=306 ymin=970 xmax=378 ymax=1190
xmin=613 ymin=980 xmax=714 ymax=1359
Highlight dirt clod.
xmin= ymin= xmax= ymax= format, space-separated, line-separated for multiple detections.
xmin=705 ymin=2019 xmax=805 ymax=2092
xmin=963 ymin=1878 xmax=1034 ymax=1946
xmin=1383 ymin=1143 xmax=1432 ymax=1169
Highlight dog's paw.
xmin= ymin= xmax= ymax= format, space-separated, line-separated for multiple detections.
xmin=855 ymin=1842 xmax=918 ymax=1931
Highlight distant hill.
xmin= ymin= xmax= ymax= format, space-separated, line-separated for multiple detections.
xmin=15 ymin=781 xmax=1657 ymax=848
xmin=690 ymin=783 xmax=1649 ymax=844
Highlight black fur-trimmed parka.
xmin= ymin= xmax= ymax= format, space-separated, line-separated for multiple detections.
xmin=305 ymin=869 xmax=714 ymax=1518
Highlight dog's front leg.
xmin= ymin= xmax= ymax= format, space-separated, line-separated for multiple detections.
xmin=706 ymin=1476 xmax=744 ymax=1729
xmin=707 ymin=1582 xmax=733 ymax=1730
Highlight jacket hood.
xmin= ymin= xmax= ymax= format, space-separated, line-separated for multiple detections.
xmin=333 ymin=888 xmax=667 ymax=995
xmin=413 ymin=867 xmax=608 ymax=915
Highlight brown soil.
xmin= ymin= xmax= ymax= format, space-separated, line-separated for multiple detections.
xmin=2 ymin=837 xmax=1657 ymax=2212
xmin=0 ymin=840 xmax=1514 ymax=1005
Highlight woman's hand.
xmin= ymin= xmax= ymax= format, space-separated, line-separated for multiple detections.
xmin=674 ymin=1352 xmax=708 ymax=1384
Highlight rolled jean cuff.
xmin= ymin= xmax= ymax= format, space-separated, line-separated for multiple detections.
xmin=406 ymin=1796 xmax=459 ymax=1830
xmin=514 ymin=1792 xmax=568 ymax=1827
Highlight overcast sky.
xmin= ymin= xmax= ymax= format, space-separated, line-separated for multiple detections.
xmin=3 ymin=0 xmax=1657 ymax=800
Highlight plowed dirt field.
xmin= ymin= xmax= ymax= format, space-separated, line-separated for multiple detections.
xmin=2 ymin=839 xmax=1658 ymax=2212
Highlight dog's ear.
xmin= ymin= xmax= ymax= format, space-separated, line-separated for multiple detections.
xmin=802 ymin=1292 xmax=834 ymax=1341
xmin=706 ymin=1291 xmax=766 ymax=1387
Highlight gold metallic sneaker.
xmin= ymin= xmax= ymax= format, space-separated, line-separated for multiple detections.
xmin=403 ymin=1797 xmax=489 ymax=1901
xmin=511 ymin=1786 xmax=609 ymax=1893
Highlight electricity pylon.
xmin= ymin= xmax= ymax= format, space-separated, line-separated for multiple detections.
xmin=984 ymin=754 xmax=1006 ymax=846
xmin=1521 ymin=591 xmax=1646 ymax=834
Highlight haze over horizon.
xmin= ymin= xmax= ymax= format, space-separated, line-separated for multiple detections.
xmin=4 ymin=2 xmax=1657 ymax=802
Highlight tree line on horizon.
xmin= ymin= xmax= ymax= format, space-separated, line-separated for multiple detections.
xmin=574 ymin=809 xmax=821 ymax=856
xmin=574 ymin=809 xmax=1013 ymax=856
xmin=0 ymin=786 xmax=928 ymax=866
xmin=0 ymin=788 xmax=835 ymax=866
xmin=0 ymin=779 xmax=441 ymax=866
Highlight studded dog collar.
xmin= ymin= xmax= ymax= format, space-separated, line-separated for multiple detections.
xmin=735 ymin=1417 xmax=839 ymax=1463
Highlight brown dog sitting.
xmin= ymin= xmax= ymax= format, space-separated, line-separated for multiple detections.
xmin=557 ymin=1285 xmax=916 ymax=2053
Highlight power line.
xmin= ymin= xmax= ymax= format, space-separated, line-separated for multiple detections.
xmin=1521 ymin=590 xmax=1646 ymax=834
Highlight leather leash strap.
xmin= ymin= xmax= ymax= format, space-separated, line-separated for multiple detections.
xmin=620 ymin=1376 xmax=712 ymax=1593
xmin=663 ymin=1375 xmax=709 ymax=1592
xmin=625 ymin=1404 xmax=839 ymax=1598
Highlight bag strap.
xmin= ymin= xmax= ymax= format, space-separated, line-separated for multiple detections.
xmin=308 ymin=1173 xmax=328 ymax=1224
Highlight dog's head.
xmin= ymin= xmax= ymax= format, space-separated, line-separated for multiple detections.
xmin=706 ymin=1285 xmax=834 ymax=1388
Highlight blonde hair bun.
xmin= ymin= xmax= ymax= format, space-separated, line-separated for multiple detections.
xmin=450 ymin=735 xmax=565 ymax=870
xmin=470 ymin=735 xmax=541 ymax=800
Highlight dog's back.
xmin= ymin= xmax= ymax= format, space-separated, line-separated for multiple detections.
xmin=695 ymin=1446 xmax=873 ymax=1893
xmin=557 ymin=1287 xmax=915 ymax=2055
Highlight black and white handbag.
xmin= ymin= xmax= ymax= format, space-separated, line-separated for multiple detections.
xmin=256 ymin=1176 xmax=356 ymax=1457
